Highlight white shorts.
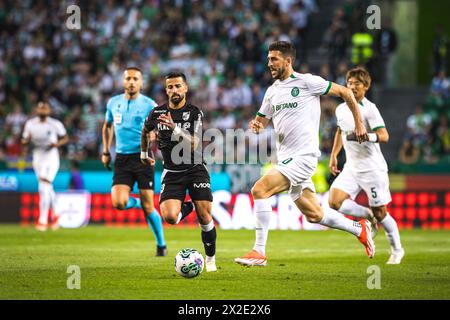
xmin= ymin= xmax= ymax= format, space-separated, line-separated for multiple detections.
xmin=330 ymin=167 xmax=392 ymax=207
xmin=274 ymin=154 xmax=317 ymax=202
xmin=32 ymin=151 xmax=60 ymax=183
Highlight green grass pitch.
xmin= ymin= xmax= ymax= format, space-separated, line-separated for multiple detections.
xmin=0 ymin=224 xmax=449 ymax=300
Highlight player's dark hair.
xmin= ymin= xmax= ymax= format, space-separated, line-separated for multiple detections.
xmin=269 ymin=41 xmax=296 ymax=61
xmin=346 ymin=67 xmax=372 ymax=89
xmin=165 ymin=71 xmax=187 ymax=84
xmin=125 ymin=66 xmax=143 ymax=74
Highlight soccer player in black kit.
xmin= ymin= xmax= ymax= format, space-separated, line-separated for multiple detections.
xmin=140 ymin=72 xmax=217 ymax=272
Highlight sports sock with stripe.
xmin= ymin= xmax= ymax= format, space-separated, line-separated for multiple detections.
xmin=200 ymin=220 xmax=216 ymax=257
xmin=176 ymin=202 xmax=194 ymax=224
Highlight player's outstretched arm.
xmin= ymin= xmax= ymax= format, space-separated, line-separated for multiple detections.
xmin=249 ymin=115 xmax=270 ymax=134
xmin=329 ymin=127 xmax=343 ymax=176
xmin=326 ymin=83 xmax=368 ymax=143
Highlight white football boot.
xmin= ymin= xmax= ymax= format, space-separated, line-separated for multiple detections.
xmin=386 ymin=248 xmax=405 ymax=264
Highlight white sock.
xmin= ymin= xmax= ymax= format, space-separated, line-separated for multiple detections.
xmin=320 ymin=207 xmax=362 ymax=237
xmin=200 ymin=220 xmax=214 ymax=232
xmin=48 ymin=184 xmax=57 ymax=219
xmin=339 ymin=199 xmax=372 ymax=219
xmin=380 ymin=213 xmax=402 ymax=250
xmin=38 ymin=182 xmax=50 ymax=225
xmin=252 ymin=199 xmax=272 ymax=256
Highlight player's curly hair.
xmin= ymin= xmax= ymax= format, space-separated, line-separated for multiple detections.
xmin=346 ymin=67 xmax=372 ymax=89
xmin=269 ymin=41 xmax=296 ymax=61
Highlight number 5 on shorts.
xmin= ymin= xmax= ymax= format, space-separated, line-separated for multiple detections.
xmin=371 ymin=187 xmax=377 ymax=199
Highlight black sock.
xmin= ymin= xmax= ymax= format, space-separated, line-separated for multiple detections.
xmin=179 ymin=201 xmax=194 ymax=222
xmin=201 ymin=227 xmax=216 ymax=257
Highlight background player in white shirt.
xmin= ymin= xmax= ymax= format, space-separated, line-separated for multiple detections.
xmin=328 ymin=67 xmax=404 ymax=264
xmin=235 ymin=41 xmax=374 ymax=267
xmin=22 ymin=102 xmax=68 ymax=231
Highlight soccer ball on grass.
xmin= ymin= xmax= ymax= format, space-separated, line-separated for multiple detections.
xmin=174 ymin=248 xmax=204 ymax=278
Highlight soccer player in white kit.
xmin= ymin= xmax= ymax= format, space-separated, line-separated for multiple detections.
xmin=328 ymin=67 xmax=404 ymax=264
xmin=22 ymin=102 xmax=68 ymax=231
xmin=235 ymin=41 xmax=374 ymax=267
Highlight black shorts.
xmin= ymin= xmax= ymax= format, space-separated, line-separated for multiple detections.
xmin=160 ymin=165 xmax=213 ymax=203
xmin=113 ymin=153 xmax=154 ymax=190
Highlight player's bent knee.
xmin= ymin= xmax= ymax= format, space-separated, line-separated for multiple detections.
xmin=251 ymin=183 xmax=269 ymax=199
xmin=112 ymin=199 xmax=128 ymax=210
xmin=197 ymin=213 xmax=212 ymax=225
xmin=163 ymin=214 xmax=178 ymax=225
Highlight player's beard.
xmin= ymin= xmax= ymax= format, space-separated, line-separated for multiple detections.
xmin=127 ymin=87 xmax=137 ymax=97
xmin=271 ymin=67 xmax=286 ymax=80
xmin=170 ymin=94 xmax=184 ymax=105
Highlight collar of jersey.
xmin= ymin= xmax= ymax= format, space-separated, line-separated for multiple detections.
xmin=168 ymin=102 xmax=188 ymax=111
xmin=124 ymin=93 xmax=141 ymax=101
xmin=279 ymin=72 xmax=297 ymax=84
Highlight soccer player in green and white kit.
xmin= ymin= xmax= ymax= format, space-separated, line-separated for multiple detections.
xmin=328 ymin=67 xmax=404 ymax=264
xmin=235 ymin=41 xmax=374 ymax=267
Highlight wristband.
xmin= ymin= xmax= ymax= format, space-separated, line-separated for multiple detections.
xmin=102 ymin=152 xmax=110 ymax=156
xmin=140 ymin=151 xmax=148 ymax=159
xmin=368 ymin=133 xmax=378 ymax=142
xmin=173 ymin=126 xmax=181 ymax=135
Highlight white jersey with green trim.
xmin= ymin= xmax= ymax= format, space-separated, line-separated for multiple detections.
xmin=257 ymin=72 xmax=332 ymax=161
xmin=336 ymin=97 xmax=388 ymax=173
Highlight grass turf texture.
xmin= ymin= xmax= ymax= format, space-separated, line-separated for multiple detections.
xmin=0 ymin=225 xmax=449 ymax=300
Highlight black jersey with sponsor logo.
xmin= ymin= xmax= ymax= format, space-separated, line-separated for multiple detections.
xmin=143 ymin=103 xmax=204 ymax=171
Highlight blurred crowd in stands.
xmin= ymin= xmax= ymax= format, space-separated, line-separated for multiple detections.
xmin=0 ymin=0 xmax=446 ymax=169
xmin=399 ymin=25 xmax=450 ymax=166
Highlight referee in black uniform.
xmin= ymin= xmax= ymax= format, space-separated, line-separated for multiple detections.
xmin=140 ymin=72 xmax=217 ymax=272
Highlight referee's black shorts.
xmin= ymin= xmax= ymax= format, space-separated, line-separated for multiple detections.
xmin=160 ymin=165 xmax=213 ymax=204
xmin=113 ymin=153 xmax=154 ymax=190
